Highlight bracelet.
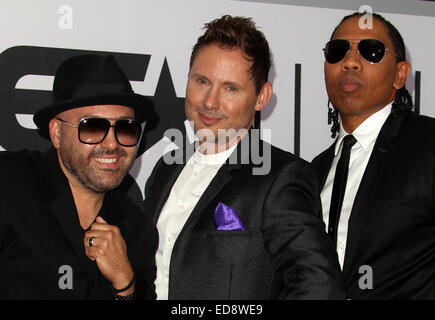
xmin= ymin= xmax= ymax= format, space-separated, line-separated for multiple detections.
xmin=112 ymin=274 xmax=135 ymax=293
xmin=111 ymin=290 xmax=136 ymax=300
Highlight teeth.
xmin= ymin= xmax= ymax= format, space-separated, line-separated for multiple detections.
xmin=95 ymin=158 xmax=117 ymax=164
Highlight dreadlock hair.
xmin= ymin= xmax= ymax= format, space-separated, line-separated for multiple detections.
xmin=328 ymin=100 xmax=339 ymax=138
xmin=327 ymin=11 xmax=413 ymax=138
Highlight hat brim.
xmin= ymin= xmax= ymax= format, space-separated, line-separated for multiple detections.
xmin=34 ymin=92 xmax=156 ymax=133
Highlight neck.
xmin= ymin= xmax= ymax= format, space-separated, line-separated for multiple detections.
xmin=340 ymin=104 xmax=390 ymax=133
xmin=57 ymin=156 xmax=104 ymax=229
xmin=197 ymin=130 xmax=247 ymax=155
xmin=70 ymin=184 xmax=104 ymax=229
xmin=197 ymin=141 xmax=236 ymax=155
xmin=340 ymin=114 xmax=368 ymax=133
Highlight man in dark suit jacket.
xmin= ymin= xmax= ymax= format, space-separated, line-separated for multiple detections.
xmin=144 ymin=15 xmax=344 ymax=300
xmin=312 ymin=12 xmax=435 ymax=299
xmin=0 ymin=54 xmax=157 ymax=299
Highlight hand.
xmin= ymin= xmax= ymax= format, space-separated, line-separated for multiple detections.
xmin=84 ymin=216 xmax=134 ymax=291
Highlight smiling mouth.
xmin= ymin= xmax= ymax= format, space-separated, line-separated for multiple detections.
xmin=94 ymin=157 xmax=118 ymax=164
xmin=198 ymin=112 xmax=224 ymax=125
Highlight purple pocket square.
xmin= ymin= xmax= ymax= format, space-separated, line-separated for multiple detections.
xmin=213 ymin=202 xmax=245 ymax=231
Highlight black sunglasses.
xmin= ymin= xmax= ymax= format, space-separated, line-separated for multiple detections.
xmin=323 ymin=39 xmax=393 ymax=64
xmin=56 ymin=117 xmax=142 ymax=147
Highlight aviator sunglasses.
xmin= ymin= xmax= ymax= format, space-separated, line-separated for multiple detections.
xmin=323 ymin=38 xmax=394 ymax=64
xmin=56 ymin=117 xmax=142 ymax=147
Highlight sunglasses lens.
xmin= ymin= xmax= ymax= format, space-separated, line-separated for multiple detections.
xmin=79 ymin=118 xmax=110 ymax=144
xmin=358 ymin=39 xmax=385 ymax=63
xmin=324 ymin=40 xmax=350 ymax=64
xmin=115 ymin=120 xmax=142 ymax=147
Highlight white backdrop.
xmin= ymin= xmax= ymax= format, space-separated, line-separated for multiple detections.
xmin=1 ymin=0 xmax=434 ymax=198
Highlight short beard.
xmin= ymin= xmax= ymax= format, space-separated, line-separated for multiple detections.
xmin=59 ymin=140 xmax=134 ymax=194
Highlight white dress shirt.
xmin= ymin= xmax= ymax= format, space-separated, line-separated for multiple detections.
xmin=321 ymin=103 xmax=392 ymax=269
xmin=154 ymin=144 xmax=237 ymax=300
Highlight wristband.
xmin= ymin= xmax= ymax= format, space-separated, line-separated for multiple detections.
xmin=111 ymin=290 xmax=135 ymax=300
xmin=112 ymin=274 xmax=135 ymax=293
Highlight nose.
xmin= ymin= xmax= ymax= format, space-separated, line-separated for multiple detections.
xmin=99 ymin=125 xmax=118 ymax=150
xmin=203 ymin=86 xmax=219 ymax=110
xmin=341 ymin=42 xmax=362 ymax=72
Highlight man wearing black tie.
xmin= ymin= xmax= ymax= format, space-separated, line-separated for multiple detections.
xmin=312 ymin=11 xmax=435 ymax=299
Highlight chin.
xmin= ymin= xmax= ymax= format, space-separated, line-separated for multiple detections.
xmin=90 ymin=182 xmax=121 ymax=193
xmin=87 ymin=175 xmax=125 ymax=193
xmin=195 ymin=128 xmax=219 ymax=143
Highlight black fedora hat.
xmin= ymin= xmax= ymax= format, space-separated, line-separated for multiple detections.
xmin=34 ymin=54 xmax=155 ymax=132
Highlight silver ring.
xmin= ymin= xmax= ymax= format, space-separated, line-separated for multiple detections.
xmin=88 ymin=236 xmax=95 ymax=247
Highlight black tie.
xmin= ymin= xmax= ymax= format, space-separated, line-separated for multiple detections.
xmin=328 ymin=134 xmax=357 ymax=247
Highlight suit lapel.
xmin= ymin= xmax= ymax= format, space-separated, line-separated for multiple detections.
xmin=38 ymin=148 xmax=91 ymax=268
xmin=314 ymin=144 xmax=336 ymax=190
xmin=179 ymin=165 xmax=235 ymax=235
xmin=342 ymin=111 xmax=408 ymax=278
xmin=174 ymin=135 xmax=250 ymax=240
xmin=147 ymin=145 xmax=194 ymax=224
xmin=51 ymin=191 xmax=91 ymax=268
xmin=149 ymin=162 xmax=185 ymax=224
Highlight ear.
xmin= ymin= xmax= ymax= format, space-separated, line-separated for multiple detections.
xmin=254 ymin=82 xmax=273 ymax=111
xmin=49 ymin=118 xmax=61 ymax=148
xmin=393 ymin=61 xmax=410 ymax=90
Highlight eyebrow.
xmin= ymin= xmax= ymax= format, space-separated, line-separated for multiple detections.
xmin=222 ymin=80 xmax=240 ymax=88
xmin=189 ymin=72 xmax=241 ymax=87
xmin=189 ymin=71 xmax=207 ymax=79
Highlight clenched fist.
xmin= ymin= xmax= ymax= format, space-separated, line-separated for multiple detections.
xmin=84 ymin=216 xmax=134 ymax=294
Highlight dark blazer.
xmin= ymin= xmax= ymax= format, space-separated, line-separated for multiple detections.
xmin=0 ymin=148 xmax=157 ymax=299
xmin=312 ymin=111 xmax=435 ymax=299
xmin=145 ymin=135 xmax=345 ymax=299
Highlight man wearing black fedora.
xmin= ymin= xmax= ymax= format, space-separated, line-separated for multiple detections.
xmin=0 ymin=54 xmax=157 ymax=299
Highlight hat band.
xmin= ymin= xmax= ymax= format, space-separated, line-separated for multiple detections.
xmin=53 ymin=82 xmax=132 ymax=104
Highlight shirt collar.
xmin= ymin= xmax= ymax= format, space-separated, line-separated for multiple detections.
xmin=334 ymin=102 xmax=392 ymax=156
xmin=192 ymin=143 xmax=238 ymax=166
